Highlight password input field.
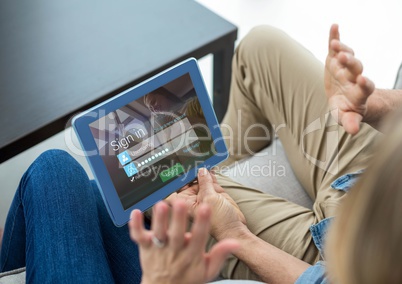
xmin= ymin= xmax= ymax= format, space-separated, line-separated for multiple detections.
xmin=132 ymin=128 xmax=198 ymax=171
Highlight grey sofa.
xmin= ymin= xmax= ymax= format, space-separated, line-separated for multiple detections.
xmin=0 ymin=138 xmax=308 ymax=284
xmin=1 ymin=63 xmax=402 ymax=283
xmin=395 ymin=63 xmax=402 ymax=89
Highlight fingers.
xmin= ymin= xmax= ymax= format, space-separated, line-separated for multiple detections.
xmin=327 ymin=75 xmax=372 ymax=135
xmin=197 ymin=168 xmax=215 ymax=194
xmin=188 ymin=203 xmax=211 ymax=255
xmin=337 ymin=52 xmax=363 ymax=80
xmin=341 ymin=112 xmax=363 ymax=135
xmin=329 ymin=52 xmax=365 ymax=92
xmin=131 ymin=201 xmax=191 ymax=249
xmin=330 ymin=40 xmax=355 ymax=55
xmin=129 ymin=209 xmax=152 ymax=247
xmin=151 ymin=201 xmax=169 ymax=242
xmin=329 ymin=24 xmax=354 ymax=56
xmin=164 ymin=192 xmax=177 ymax=205
xmin=209 ymin=170 xmax=225 ymax=193
xmin=328 ymin=24 xmax=355 ymax=63
xmin=350 ymin=75 xmax=375 ymax=107
xmin=328 ymin=24 xmax=340 ymax=54
xmin=357 ymin=75 xmax=375 ymax=96
xmin=205 ymin=239 xmax=240 ymax=281
xmin=168 ymin=199 xmax=188 ymax=250
xmin=177 ymin=179 xmax=198 ymax=192
xmin=177 ymin=181 xmax=199 ymax=194
xmin=209 ymin=170 xmax=218 ymax=183
xmin=328 ymin=23 xmax=357 ymax=62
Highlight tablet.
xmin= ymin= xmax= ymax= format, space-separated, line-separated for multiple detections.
xmin=73 ymin=58 xmax=228 ymax=226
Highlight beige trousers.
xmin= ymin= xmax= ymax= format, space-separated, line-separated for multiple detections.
xmin=210 ymin=26 xmax=379 ymax=280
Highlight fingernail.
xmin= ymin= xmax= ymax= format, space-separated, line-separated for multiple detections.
xmin=198 ymin=168 xmax=208 ymax=177
xmin=130 ymin=210 xmax=136 ymax=220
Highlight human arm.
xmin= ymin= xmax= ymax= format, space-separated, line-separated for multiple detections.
xmin=363 ymin=89 xmax=402 ymax=130
xmin=170 ymin=169 xmax=311 ymax=283
xmin=219 ymin=224 xmax=311 ymax=283
xmin=325 ymin=24 xmax=402 ymax=134
xmin=129 ymin=199 xmax=239 ymax=284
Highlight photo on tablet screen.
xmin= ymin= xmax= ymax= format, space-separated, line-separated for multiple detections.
xmin=88 ymin=74 xmax=215 ymax=210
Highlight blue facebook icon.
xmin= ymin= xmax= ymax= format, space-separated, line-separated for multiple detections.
xmin=123 ymin=163 xmax=138 ymax=177
xmin=117 ymin=151 xmax=131 ymax=166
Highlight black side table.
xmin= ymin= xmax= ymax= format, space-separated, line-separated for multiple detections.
xmin=0 ymin=0 xmax=237 ymax=163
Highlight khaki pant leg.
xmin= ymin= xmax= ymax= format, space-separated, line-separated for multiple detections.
xmin=207 ymin=173 xmax=319 ymax=280
xmin=220 ymin=25 xmax=379 ymax=205
xmin=212 ymin=26 xmax=380 ymax=280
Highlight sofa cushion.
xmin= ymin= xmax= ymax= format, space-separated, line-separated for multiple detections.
xmin=0 ymin=268 xmax=26 ymax=284
xmin=394 ymin=63 xmax=402 ymax=89
xmin=221 ymin=138 xmax=313 ymax=209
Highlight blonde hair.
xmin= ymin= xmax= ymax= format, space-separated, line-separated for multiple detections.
xmin=326 ymin=108 xmax=402 ymax=284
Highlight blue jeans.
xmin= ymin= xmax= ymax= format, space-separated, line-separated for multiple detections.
xmin=0 ymin=150 xmax=144 ymax=283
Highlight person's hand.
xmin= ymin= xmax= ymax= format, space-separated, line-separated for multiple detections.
xmin=168 ymin=168 xmax=247 ymax=240
xmin=324 ymin=24 xmax=375 ymax=135
xmin=129 ymin=200 xmax=240 ymax=284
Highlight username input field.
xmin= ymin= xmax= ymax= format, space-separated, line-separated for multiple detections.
xmin=126 ymin=117 xmax=192 ymax=160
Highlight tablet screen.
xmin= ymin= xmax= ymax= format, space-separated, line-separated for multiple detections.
xmin=88 ymin=73 xmax=215 ymax=210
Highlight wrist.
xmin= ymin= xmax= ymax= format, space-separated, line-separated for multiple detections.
xmin=213 ymin=222 xmax=252 ymax=241
xmin=364 ymin=90 xmax=384 ymax=124
xmin=141 ymin=277 xmax=173 ymax=284
xmin=141 ymin=271 xmax=176 ymax=284
xmin=364 ymin=89 xmax=402 ymax=127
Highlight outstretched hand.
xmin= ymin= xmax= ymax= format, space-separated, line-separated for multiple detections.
xmin=129 ymin=199 xmax=239 ymax=284
xmin=324 ymin=24 xmax=375 ymax=135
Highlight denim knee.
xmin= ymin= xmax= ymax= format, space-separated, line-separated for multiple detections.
xmin=30 ymin=149 xmax=83 ymax=174
xmin=34 ymin=149 xmax=74 ymax=165
xmin=20 ymin=149 xmax=89 ymax=199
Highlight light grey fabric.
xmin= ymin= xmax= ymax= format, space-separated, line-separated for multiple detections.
xmin=0 ymin=268 xmax=25 ymax=284
xmin=394 ymin=63 xmax=402 ymax=89
xmin=221 ymin=138 xmax=313 ymax=209
xmin=0 ymin=139 xmax=310 ymax=284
